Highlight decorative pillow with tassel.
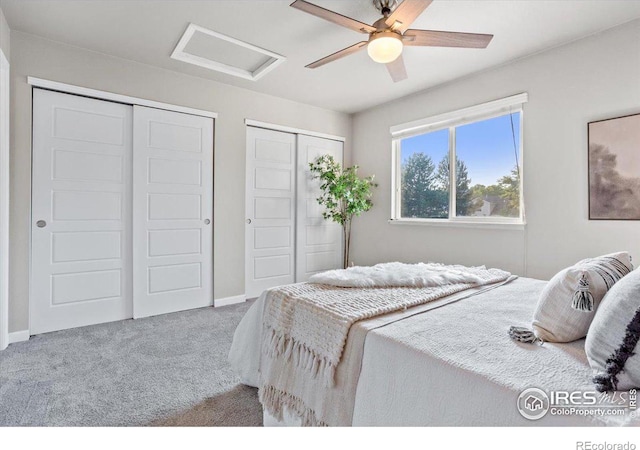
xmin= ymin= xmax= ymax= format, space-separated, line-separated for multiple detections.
xmin=585 ymin=268 xmax=640 ymax=392
xmin=530 ymin=252 xmax=633 ymax=343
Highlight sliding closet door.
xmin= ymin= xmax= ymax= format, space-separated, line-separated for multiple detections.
xmin=245 ymin=127 xmax=296 ymax=299
xmin=31 ymin=89 xmax=133 ymax=334
xmin=132 ymin=106 xmax=213 ymax=318
xmin=296 ymin=135 xmax=344 ymax=281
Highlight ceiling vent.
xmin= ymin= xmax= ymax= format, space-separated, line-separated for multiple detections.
xmin=171 ymin=23 xmax=286 ymax=81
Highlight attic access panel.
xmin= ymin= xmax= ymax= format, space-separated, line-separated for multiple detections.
xmin=171 ymin=23 xmax=286 ymax=81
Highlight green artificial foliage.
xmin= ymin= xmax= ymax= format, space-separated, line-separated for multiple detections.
xmin=309 ymin=155 xmax=378 ymax=269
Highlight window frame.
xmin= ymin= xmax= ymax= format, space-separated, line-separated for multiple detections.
xmin=390 ymin=93 xmax=527 ymax=228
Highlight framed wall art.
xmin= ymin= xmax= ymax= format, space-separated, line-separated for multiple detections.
xmin=588 ymin=112 xmax=640 ymax=220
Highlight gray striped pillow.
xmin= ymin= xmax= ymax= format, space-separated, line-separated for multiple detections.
xmin=586 ymin=268 xmax=640 ymax=392
xmin=532 ymin=252 xmax=633 ymax=343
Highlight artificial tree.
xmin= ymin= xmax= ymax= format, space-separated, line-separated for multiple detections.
xmin=309 ymin=155 xmax=377 ymax=269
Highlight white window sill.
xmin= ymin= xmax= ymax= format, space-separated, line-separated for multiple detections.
xmin=388 ymin=218 xmax=526 ymax=231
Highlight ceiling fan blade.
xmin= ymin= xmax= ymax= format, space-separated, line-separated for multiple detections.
xmin=385 ymin=0 xmax=433 ymax=32
xmin=386 ymin=54 xmax=408 ymax=82
xmin=291 ymin=0 xmax=376 ymax=34
xmin=403 ymin=29 xmax=493 ymax=48
xmin=306 ymin=41 xmax=368 ymax=69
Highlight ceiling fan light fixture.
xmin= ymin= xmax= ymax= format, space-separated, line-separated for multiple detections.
xmin=367 ymin=32 xmax=403 ymax=64
xmin=290 ymin=0 xmax=492 ymax=82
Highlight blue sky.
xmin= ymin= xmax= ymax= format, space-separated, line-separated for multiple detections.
xmin=401 ymin=113 xmax=521 ymax=186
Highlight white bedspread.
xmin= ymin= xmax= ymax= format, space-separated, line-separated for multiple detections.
xmin=229 ymin=277 xmax=640 ymax=426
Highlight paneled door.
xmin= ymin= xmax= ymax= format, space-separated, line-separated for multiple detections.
xmin=296 ymin=135 xmax=344 ymax=281
xmin=132 ymin=106 xmax=213 ymax=318
xmin=31 ymin=89 xmax=133 ymax=334
xmin=245 ymin=127 xmax=296 ymax=299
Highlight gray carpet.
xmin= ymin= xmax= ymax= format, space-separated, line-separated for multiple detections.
xmin=0 ymin=302 xmax=263 ymax=426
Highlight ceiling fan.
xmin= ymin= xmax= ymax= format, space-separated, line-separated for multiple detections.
xmin=290 ymin=0 xmax=493 ymax=82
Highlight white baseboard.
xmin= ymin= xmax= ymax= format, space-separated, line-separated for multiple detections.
xmin=214 ymin=294 xmax=246 ymax=307
xmin=8 ymin=330 xmax=29 ymax=344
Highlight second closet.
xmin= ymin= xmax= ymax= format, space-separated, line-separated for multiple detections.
xmin=245 ymin=126 xmax=344 ymax=298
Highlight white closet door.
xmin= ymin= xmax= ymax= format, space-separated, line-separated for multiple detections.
xmin=31 ymin=89 xmax=133 ymax=334
xmin=132 ymin=106 xmax=213 ymax=318
xmin=296 ymin=135 xmax=344 ymax=281
xmin=245 ymin=127 xmax=296 ymax=299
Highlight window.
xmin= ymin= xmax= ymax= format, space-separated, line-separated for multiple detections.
xmin=391 ymin=94 xmax=527 ymax=226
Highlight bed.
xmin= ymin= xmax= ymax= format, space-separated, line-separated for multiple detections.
xmin=229 ymin=271 xmax=639 ymax=427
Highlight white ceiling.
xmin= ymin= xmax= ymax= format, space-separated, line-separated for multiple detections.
xmin=2 ymin=0 xmax=639 ymax=113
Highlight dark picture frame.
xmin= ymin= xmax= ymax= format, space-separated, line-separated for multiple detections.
xmin=588 ymin=112 xmax=640 ymax=220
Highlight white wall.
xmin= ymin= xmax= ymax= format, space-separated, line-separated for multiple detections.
xmin=9 ymin=31 xmax=352 ymax=333
xmin=0 ymin=5 xmax=9 ymax=349
xmin=351 ymin=19 xmax=640 ymax=280
xmin=0 ymin=6 xmax=9 ymax=60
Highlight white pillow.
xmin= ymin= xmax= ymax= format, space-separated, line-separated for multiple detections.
xmin=532 ymin=252 xmax=633 ymax=343
xmin=586 ymin=268 xmax=640 ymax=392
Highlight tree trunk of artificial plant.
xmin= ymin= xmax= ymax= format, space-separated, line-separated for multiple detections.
xmin=343 ymin=217 xmax=352 ymax=269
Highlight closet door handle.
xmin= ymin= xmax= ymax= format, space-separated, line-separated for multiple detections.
xmin=246 ymin=219 xmax=252 ymax=224
xmin=204 ymin=219 xmax=211 ymax=225
xmin=36 ymin=220 xmax=47 ymax=228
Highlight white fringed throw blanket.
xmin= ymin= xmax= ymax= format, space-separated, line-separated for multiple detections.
xmin=259 ymin=263 xmax=511 ymax=425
